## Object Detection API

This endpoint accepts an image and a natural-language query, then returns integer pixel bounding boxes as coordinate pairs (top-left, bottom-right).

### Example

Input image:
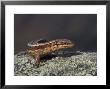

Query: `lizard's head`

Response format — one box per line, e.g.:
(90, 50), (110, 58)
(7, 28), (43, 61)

(53, 39), (74, 50)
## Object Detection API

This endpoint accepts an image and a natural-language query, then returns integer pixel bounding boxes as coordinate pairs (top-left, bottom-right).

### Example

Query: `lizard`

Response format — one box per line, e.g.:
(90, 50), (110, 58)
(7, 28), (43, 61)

(26, 39), (74, 64)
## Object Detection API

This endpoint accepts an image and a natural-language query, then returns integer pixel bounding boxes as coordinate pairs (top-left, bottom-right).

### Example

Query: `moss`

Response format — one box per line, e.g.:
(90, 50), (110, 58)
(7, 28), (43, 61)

(14, 51), (97, 76)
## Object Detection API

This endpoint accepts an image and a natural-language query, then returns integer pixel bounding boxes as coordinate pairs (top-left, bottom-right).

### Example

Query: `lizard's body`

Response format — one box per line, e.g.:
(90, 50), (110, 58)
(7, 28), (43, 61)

(27, 39), (74, 64)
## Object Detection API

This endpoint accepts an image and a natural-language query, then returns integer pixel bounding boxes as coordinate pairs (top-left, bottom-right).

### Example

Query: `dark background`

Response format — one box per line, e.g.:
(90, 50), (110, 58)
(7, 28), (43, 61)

(14, 14), (97, 54)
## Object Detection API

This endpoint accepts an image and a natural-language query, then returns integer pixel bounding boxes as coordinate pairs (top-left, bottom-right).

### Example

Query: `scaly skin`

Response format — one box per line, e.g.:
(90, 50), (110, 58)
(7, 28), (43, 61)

(27, 39), (74, 64)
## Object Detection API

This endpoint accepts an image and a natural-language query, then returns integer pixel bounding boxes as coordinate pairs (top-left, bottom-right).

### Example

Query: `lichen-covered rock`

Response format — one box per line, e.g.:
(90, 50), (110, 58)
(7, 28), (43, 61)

(14, 51), (97, 76)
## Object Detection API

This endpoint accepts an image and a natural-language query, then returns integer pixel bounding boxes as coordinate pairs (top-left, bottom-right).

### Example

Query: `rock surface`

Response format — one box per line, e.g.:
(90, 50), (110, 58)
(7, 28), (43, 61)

(14, 51), (97, 76)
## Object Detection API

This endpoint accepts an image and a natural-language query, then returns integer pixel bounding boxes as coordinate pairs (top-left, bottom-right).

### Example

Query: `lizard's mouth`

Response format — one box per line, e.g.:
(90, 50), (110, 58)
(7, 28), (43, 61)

(57, 42), (74, 49)
(62, 43), (74, 48)
(55, 39), (75, 49)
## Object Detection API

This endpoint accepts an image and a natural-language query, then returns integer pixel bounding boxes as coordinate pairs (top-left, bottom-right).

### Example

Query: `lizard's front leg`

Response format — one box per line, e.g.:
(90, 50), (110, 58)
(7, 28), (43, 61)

(26, 49), (41, 65)
(35, 55), (40, 65)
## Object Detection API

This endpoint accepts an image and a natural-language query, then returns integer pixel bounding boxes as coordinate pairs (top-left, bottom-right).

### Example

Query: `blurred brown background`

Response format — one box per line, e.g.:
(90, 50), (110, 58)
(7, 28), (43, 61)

(14, 14), (97, 54)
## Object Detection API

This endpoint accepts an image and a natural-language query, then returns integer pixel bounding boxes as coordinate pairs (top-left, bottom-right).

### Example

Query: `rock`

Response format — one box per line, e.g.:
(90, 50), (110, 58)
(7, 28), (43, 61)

(14, 51), (97, 76)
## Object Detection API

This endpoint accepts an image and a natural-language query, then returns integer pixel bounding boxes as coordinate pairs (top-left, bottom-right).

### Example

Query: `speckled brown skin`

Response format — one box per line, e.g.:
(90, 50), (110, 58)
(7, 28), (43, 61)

(27, 39), (74, 64)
